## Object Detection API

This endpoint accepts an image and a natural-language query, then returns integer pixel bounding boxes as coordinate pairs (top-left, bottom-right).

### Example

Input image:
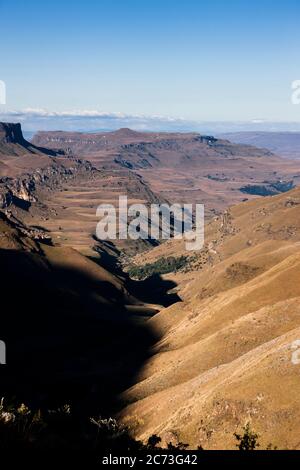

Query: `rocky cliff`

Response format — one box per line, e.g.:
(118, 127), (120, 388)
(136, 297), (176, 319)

(0, 122), (98, 210)
(0, 122), (64, 157)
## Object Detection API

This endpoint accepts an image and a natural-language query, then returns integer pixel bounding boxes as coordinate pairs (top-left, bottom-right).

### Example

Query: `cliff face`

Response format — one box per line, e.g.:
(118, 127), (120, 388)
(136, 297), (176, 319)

(0, 122), (97, 210)
(0, 122), (64, 157)
(0, 122), (26, 145)
(0, 159), (96, 209)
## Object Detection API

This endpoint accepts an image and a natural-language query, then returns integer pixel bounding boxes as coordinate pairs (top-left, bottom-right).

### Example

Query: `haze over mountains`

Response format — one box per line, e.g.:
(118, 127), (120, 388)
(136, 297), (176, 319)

(3, 108), (300, 134)
(221, 132), (300, 160)
(1, 122), (300, 449)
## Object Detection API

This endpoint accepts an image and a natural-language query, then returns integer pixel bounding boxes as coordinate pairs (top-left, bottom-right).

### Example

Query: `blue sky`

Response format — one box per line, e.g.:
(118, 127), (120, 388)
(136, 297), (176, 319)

(1, 0), (300, 129)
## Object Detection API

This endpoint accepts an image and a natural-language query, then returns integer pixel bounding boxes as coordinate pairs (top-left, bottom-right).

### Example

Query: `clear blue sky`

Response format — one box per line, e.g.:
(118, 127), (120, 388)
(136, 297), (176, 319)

(0, 0), (300, 121)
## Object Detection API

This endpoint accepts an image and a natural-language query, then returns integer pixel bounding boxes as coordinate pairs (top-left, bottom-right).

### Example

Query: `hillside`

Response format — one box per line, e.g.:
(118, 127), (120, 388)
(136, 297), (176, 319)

(0, 209), (162, 414)
(118, 187), (300, 449)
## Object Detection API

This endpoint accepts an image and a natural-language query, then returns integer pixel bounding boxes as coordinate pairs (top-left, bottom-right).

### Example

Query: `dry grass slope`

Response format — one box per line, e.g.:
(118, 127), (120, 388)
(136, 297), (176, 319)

(119, 187), (300, 449)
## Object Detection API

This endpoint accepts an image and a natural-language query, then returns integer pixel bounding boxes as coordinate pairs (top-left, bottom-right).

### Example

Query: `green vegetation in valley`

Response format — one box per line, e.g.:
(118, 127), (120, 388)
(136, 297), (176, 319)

(128, 256), (188, 279)
(240, 180), (295, 197)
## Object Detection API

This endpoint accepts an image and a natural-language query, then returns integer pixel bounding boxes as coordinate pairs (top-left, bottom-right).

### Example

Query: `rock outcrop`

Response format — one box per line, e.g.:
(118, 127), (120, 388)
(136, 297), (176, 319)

(0, 122), (27, 145)
(0, 121), (64, 157)
(0, 159), (96, 209)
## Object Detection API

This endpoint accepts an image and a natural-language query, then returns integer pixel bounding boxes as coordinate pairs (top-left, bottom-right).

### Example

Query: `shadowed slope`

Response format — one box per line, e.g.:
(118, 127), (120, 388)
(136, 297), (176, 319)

(0, 212), (160, 417)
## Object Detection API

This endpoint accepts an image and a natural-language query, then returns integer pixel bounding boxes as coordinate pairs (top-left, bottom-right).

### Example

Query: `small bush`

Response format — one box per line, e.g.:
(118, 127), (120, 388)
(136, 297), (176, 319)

(234, 423), (260, 450)
(0, 398), (188, 455)
(0, 399), (277, 455)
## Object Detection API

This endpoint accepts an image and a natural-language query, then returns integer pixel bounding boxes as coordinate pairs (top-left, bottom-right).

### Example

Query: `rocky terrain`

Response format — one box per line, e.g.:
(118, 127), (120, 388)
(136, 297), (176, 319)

(0, 124), (167, 257)
(0, 122), (96, 211)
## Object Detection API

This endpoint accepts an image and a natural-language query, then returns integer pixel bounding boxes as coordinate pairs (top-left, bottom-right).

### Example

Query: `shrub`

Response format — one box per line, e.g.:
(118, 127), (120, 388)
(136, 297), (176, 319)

(234, 423), (260, 450)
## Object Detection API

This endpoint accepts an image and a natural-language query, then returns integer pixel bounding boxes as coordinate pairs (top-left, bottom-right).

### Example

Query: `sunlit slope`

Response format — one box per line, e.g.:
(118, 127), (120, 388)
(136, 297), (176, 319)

(119, 187), (300, 449)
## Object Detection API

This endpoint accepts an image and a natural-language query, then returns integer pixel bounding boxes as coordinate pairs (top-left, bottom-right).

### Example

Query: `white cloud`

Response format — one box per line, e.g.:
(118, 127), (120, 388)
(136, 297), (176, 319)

(0, 108), (192, 133)
(0, 107), (185, 121)
(1, 108), (300, 134)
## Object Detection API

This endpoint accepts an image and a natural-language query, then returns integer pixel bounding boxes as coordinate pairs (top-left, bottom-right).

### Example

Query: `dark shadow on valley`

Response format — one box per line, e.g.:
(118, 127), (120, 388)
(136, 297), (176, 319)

(0, 245), (177, 420)
(90, 238), (181, 307)
(128, 274), (181, 307)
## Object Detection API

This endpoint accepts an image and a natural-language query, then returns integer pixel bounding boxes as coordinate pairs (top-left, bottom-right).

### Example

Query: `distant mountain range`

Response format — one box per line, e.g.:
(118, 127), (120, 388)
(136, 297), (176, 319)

(220, 132), (300, 159)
